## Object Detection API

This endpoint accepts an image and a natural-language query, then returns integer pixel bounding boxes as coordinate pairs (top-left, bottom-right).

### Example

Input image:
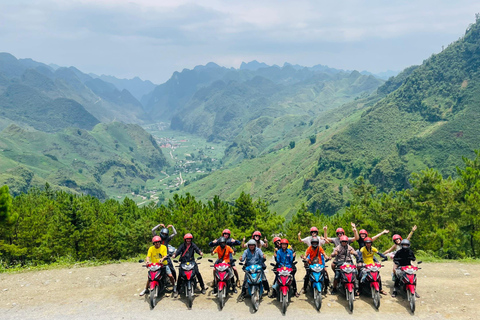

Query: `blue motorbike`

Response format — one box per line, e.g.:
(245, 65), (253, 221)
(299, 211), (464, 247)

(241, 264), (264, 312)
(306, 263), (327, 311)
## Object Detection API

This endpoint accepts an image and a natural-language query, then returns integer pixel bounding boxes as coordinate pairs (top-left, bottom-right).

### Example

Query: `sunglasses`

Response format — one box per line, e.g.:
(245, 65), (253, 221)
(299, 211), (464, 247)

(340, 241), (348, 243)
(153, 242), (161, 245)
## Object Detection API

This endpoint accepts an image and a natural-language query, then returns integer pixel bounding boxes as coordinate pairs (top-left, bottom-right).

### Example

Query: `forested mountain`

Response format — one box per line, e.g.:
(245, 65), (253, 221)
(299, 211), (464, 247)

(0, 122), (167, 198)
(89, 74), (157, 103)
(0, 53), (146, 125)
(182, 18), (480, 218)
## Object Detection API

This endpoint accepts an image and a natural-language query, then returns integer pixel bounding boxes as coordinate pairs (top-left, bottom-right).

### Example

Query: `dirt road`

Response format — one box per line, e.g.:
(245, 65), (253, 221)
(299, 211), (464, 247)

(0, 259), (478, 320)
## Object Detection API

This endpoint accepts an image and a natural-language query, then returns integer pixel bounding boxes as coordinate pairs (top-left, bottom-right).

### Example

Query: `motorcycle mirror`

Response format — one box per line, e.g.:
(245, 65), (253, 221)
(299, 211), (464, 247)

(417, 261), (423, 264)
(293, 261), (298, 265)
(138, 259), (145, 263)
(197, 257), (203, 260)
(270, 263), (276, 266)
(208, 259), (214, 263)
(173, 260), (179, 263)
(239, 262), (244, 265)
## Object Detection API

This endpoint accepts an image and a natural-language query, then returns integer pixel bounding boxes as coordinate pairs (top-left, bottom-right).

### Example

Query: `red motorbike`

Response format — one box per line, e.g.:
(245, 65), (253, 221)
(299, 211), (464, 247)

(336, 262), (357, 312)
(359, 263), (383, 309)
(209, 259), (235, 310)
(272, 265), (294, 315)
(396, 262), (422, 313)
(145, 263), (168, 309)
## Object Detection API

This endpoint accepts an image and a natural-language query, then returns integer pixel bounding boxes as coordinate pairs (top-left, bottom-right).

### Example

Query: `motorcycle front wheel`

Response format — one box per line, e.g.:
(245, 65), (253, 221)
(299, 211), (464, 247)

(251, 288), (260, 312)
(372, 286), (380, 309)
(218, 287), (225, 310)
(314, 288), (322, 311)
(347, 290), (354, 312)
(186, 284), (193, 309)
(149, 286), (157, 310)
(408, 291), (415, 313)
(282, 292), (288, 314)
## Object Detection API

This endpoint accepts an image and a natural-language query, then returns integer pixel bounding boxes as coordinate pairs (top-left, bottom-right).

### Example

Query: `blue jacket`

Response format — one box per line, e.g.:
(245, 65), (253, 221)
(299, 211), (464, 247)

(276, 248), (294, 268)
(242, 248), (264, 266)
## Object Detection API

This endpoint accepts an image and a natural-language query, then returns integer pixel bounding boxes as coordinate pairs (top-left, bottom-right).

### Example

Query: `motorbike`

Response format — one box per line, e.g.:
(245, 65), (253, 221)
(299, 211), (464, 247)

(335, 261), (357, 312)
(305, 262), (327, 311)
(144, 262), (168, 309)
(208, 259), (235, 310)
(239, 262), (264, 312)
(359, 263), (384, 309)
(271, 264), (295, 315)
(174, 256), (202, 309)
(396, 261), (422, 313)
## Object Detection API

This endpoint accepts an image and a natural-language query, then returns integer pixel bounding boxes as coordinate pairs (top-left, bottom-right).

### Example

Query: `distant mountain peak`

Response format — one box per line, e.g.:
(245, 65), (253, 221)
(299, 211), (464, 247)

(240, 60), (270, 71)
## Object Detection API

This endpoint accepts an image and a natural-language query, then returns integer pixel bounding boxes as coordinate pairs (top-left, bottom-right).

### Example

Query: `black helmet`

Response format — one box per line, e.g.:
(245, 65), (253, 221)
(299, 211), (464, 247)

(311, 236), (319, 247)
(401, 239), (411, 247)
(160, 228), (169, 239)
(218, 236), (226, 246)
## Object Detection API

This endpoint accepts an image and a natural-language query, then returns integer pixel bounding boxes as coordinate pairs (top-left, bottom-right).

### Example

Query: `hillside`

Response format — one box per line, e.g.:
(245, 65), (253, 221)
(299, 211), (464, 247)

(0, 122), (167, 198)
(181, 17), (480, 217)
(0, 53), (146, 125)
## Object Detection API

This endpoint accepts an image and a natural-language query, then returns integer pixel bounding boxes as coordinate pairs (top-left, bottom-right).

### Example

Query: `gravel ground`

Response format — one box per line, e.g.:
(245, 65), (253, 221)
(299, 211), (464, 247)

(0, 258), (478, 320)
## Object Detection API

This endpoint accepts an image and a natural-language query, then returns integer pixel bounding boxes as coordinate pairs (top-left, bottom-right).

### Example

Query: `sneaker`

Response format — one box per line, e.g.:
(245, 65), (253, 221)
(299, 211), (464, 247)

(173, 291), (178, 298)
(415, 292), (420, 298)
(380, 290), (387, 295)
(139, 289), (148, 297)
(238, 294), (245, 302)
(201, 288), (206, 295)
(391, 290), (397, 298)
(213, 287), (218, 294)
(233, 288), (238, 294)
(330, 288), (338, 295)
(236, 280), (241, 288)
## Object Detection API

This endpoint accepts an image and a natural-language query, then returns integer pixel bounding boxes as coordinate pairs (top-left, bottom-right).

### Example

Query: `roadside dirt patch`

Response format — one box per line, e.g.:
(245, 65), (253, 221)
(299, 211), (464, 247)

(0, 259), (478, 319)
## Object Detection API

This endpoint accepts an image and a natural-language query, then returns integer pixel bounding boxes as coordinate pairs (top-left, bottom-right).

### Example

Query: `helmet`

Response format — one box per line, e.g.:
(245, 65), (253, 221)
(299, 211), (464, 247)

(184, 233), (193, 240)
(336, 228), (345, 234)
(280, 238), (289, 244)
(152, 236), (162, 243)
(218, 236), (226, 244)
(247, 239), (257, 246)
(392, 234), (402, 242)
(160, 228), (169, 239)
(401, 239), (411, 247)
(310, 227), (319, 233)
(340, 235), (349, 242)
(222, 229), (231, 235)
(311, 236), (319, 247)
(359, 229), (368, 236)
(364, 237), (373, 243)
(273, 236), (281, 243)
(252, 231), (262, 237)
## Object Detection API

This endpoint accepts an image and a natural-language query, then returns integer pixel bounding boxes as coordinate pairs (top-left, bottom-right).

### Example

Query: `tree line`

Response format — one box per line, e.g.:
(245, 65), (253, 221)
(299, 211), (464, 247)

(1, 151), (480, 267)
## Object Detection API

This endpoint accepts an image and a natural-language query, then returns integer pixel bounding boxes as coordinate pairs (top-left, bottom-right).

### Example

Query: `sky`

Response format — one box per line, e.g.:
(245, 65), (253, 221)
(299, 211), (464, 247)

(0, 0), (479, 84)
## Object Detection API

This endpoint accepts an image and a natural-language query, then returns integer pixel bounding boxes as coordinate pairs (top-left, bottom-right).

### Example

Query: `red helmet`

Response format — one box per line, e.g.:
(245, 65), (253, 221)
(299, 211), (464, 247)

(184, 233), (193, 240)
(152, 236), (162, 243)
(222, 229), (231, 235)
(340, 235), (349, 242)
(310, 227), (319, 233)
(336, 228), (345, 234)
(280, 238), (289, 244)
(273, 236), (281, 243)
(252, 231), (262, 237)
(359, 229), (368, 236)
(392, 234), (402, 242)
(364, 237), (373, 243)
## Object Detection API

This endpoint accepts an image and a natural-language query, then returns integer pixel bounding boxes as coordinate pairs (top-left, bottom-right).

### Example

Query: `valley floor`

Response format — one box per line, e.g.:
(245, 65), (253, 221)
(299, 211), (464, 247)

(0, 259), (477, 319)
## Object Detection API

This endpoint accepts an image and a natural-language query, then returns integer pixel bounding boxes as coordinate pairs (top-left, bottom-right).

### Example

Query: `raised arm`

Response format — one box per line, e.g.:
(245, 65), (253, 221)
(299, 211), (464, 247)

(241, 236), (246, 248)
(351, 222), (359, 241)
(151, 223), (164, 237)
(263, 237), (268, 248)
(297, 231), (303, 243)
(168, 225), (177, 238)
(406, 225), (417, 240)
(372, 229), (389, 242)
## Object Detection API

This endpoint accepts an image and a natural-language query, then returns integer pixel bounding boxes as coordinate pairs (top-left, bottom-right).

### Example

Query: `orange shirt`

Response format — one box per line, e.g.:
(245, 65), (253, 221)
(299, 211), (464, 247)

(213, 245), (234, 263)
(305, 246), (326, 265)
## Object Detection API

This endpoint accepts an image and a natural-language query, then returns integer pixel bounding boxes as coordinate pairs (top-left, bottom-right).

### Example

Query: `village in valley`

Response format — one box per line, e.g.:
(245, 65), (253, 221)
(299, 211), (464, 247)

(122, 122), (226, 206)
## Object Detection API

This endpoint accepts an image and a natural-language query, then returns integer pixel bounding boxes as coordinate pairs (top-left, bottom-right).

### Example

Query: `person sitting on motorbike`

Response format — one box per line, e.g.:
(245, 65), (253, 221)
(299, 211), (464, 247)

(392, 239), (419, 298)
(151, 223), (177, 280)
(273, 236), (294, 258)
(356, 228), (389, 261)
(300, 236), (329, 295)
(298, 226), (330, 247)
(241, 230), (268, 248)
(172, 233), (206, 297)
(358, 237), (388, 295)
(209, 229), (241, 287)
(238, 239), (269, 301)
(383, 225), (417, 279)
(211, 236), (236, 293)
(330, 235), (359, 295)
(140, 236), (176, 296)
(270, 239), (299, 298)
(325, 223), (357, 276)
